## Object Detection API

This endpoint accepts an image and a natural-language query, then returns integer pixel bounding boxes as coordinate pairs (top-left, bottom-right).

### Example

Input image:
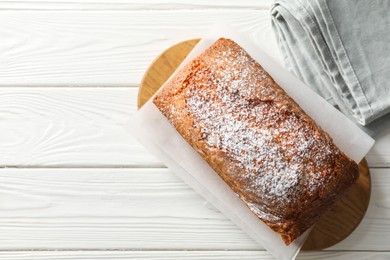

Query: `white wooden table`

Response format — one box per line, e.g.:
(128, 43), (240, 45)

(1, 1), (389, 259)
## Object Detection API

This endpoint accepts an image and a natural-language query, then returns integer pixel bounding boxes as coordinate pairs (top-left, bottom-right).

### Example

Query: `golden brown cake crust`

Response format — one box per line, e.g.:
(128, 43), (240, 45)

(153, 38), (359, 245)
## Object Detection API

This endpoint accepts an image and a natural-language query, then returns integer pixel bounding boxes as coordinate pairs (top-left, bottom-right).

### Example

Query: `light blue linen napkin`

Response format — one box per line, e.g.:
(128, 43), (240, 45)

(271, 0), (390, 136)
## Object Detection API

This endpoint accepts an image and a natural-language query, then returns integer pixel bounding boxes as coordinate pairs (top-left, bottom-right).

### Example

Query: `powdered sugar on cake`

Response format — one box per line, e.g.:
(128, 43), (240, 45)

(181, 43), (339, 222)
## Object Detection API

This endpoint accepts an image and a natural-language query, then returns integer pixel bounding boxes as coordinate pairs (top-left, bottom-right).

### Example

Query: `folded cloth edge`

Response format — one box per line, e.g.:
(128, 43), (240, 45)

(270, 0), (378, 127)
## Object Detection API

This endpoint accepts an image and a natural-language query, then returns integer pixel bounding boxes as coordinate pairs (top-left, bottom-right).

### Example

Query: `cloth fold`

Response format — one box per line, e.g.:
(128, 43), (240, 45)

(271, 0), (390, 136)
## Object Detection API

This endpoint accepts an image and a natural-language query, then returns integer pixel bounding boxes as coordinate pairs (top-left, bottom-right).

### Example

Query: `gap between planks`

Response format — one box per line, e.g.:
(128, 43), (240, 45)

(0, 249), (388, 252)
(0, 0), (274, 11)
(0, 166), (388, 169)
(0, 7), (272, 11)
(0, 85), (139, 88)
(1, 250), (390, 260)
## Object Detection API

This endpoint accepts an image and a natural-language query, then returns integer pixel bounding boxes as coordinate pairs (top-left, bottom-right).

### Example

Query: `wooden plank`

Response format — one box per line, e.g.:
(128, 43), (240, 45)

(0, 87), (388, 167)
(0, 0), (274, 10)
(0, 87), (161, 167)
(0, 167), (255, 250)
(366, 128), (390, 167)
(0, 167), (388, 250)
(0, 251), (388, 260)
(0, 10), (280, 87)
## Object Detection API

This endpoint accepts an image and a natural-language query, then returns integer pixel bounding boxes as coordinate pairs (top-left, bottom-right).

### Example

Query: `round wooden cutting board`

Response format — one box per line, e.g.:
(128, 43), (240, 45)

(138, 39), (372, 251)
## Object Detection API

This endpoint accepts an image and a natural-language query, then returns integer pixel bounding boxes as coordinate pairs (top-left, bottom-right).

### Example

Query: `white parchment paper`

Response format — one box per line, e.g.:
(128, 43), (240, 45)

(126, 24), (375, 260)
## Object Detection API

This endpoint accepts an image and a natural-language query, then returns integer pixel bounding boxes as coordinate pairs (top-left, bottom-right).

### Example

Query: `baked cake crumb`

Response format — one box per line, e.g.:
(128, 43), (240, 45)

(153, 38), (359, 245)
